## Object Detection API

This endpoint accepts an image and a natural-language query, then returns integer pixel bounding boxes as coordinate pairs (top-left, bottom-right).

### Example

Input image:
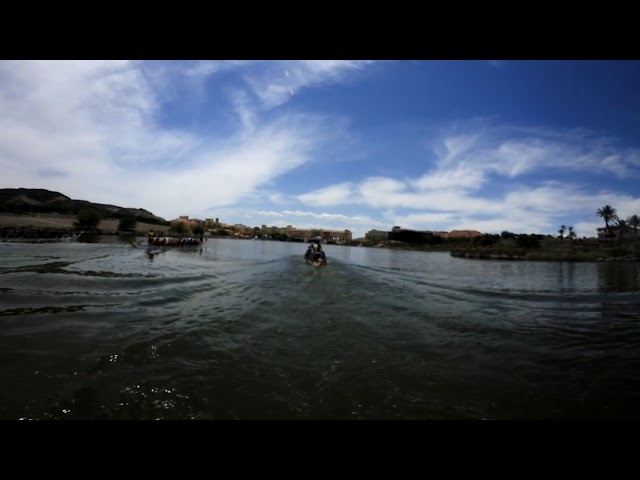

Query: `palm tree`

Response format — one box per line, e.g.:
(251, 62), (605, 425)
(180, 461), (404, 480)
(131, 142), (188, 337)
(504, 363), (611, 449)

(558, 225), (566, 239)
(596, 205), (618, 239)
(628, 214), (640, 239)
(568, 226), (576, 240)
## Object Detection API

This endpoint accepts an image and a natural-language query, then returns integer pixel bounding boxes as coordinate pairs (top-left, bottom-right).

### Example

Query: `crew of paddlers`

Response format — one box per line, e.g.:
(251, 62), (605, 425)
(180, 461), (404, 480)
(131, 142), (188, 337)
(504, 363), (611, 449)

(147, 234), (204, 247)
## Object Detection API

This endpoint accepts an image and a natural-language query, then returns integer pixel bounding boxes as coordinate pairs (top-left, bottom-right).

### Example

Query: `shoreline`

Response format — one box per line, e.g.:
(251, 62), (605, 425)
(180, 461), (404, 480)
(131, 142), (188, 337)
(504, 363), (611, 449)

(3, 213), (638, 262)
(449, 246), (639, 262)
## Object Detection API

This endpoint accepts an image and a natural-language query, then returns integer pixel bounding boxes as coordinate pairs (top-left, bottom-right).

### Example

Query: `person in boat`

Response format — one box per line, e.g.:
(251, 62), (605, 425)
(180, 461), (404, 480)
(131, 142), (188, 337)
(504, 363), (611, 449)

(313, 245), (326, 263)
(304, 244), (314, 261)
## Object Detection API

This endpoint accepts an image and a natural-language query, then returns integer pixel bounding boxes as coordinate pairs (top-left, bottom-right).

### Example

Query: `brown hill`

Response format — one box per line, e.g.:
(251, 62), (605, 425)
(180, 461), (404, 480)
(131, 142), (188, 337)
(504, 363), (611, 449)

(0, 188), (167, 224)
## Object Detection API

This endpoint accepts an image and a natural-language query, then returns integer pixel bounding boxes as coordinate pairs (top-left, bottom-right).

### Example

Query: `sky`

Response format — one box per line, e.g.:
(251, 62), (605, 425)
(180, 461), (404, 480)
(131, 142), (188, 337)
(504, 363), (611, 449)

(1, 60), (639, 239)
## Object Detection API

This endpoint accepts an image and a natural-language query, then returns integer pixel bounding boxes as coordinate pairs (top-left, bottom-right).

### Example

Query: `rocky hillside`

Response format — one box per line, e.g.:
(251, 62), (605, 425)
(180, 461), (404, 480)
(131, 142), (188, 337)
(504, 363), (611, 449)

(0, 188), (168, 224)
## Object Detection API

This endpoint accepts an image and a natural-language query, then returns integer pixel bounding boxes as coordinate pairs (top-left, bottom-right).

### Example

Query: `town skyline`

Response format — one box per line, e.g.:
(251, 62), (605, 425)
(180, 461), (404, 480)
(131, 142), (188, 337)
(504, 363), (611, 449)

(169, 214), (485, 242)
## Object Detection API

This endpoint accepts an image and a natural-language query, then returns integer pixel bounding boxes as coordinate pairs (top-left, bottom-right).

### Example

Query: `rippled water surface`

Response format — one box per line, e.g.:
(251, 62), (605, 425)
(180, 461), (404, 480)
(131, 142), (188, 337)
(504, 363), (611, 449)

(1, 239), (639, 419)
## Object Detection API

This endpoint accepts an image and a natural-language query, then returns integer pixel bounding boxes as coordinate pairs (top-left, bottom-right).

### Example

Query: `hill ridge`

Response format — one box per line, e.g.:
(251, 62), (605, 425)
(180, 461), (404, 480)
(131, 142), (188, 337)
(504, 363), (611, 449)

(0, 188), (167, 224)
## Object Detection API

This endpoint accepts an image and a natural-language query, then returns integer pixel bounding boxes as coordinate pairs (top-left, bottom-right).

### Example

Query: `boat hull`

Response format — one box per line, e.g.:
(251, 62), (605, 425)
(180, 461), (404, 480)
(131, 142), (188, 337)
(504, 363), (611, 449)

(305, 258), (327, 266)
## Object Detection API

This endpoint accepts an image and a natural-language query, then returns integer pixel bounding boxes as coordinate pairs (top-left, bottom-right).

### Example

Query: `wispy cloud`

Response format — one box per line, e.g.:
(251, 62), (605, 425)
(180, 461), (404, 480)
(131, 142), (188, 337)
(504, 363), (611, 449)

(254, 209), (376, 225)
(413, 165), (486, 191)
(0, 60), (367, 220)
(183, 60), (254, 78)
(435, 123), (640, 179)
(2, 61), (639, 242)
(245, 209), (383, 234)
(295, 121), (640, 237)
(230, 89), (257, 134)
(242, 60), (374, 109)
(297, 183), (354, 206)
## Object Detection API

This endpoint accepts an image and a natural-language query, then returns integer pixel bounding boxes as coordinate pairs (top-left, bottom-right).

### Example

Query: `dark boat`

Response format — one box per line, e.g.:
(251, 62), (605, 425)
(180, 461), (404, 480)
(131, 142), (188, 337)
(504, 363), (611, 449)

(304, 244), (327, 266)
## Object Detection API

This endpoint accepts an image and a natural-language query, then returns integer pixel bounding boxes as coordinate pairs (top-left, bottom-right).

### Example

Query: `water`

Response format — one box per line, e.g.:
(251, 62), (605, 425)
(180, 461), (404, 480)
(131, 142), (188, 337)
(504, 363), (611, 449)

(1, 239), (639, 420)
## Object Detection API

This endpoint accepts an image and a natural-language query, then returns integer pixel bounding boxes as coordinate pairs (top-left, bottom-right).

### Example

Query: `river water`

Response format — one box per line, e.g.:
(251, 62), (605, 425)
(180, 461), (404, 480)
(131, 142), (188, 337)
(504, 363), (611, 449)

(1, 238), (639, 419)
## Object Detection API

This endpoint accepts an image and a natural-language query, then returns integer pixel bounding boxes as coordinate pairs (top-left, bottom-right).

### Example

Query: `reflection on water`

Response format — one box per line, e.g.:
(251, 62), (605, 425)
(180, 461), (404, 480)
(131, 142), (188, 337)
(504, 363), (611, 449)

(598, 262), (639, 293)
(1, 240), (639, 420)
(556, 262), (576, 293)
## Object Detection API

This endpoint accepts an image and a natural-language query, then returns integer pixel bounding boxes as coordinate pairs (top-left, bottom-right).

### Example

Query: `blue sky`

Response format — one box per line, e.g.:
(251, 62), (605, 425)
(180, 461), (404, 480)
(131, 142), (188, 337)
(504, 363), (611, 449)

(1, 60), (639, 238)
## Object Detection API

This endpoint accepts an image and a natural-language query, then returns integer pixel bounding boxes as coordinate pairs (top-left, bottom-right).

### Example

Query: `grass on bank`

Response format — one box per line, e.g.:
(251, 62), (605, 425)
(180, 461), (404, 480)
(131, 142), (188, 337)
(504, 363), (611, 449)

(355, 236), (639, 262)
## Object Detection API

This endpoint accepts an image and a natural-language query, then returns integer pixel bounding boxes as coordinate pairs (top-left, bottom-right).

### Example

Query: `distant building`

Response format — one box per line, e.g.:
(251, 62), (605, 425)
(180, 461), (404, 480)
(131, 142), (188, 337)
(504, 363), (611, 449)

(259, 225), (352, 243)
(232, 224), (254, 236)
(597, 227), (635, 240)
(365, 229), (389, 242)
(387, 226), (482, 240)
(170, 215), (203, 228)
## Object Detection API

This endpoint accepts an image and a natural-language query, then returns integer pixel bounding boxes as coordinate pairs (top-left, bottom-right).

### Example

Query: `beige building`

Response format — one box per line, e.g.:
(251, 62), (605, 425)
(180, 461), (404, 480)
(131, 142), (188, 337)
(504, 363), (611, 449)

(260, 225), (352, 243)
(173, 218), (353, 243)
(170, 215), (203, 228)
(365, 229), (389, 242)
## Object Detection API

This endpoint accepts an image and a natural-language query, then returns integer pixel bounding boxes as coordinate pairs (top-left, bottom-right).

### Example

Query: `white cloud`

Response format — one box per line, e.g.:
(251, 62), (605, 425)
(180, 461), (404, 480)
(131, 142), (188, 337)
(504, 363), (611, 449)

(184, 60), (253, 78)
(436, 133), (481, 166)
(357, 177), (413, 208)
(0, 60), (347, 219)
(254, 209), (375, 225)
(243, 60), (374, 109)
(296, 174), (640, 239)
(2, 61), (638, 242)
(413, 164), (485, 190)
(297, 183), (354, 206)
(291, 116), (640, 239)
(435, 124), (640, 179)
(230, 89), (257, 134)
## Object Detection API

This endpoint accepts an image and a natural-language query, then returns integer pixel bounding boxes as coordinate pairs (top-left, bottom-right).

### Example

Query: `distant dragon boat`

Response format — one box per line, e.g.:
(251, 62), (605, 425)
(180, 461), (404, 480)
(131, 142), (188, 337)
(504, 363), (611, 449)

(144, 236), (206, 255)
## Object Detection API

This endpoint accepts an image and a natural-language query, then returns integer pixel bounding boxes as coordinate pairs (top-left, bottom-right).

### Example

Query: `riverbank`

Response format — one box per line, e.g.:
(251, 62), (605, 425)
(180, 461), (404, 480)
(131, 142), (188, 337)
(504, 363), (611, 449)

(0, 213), (170, 234)
(4, 213), (638, 262)
(353, 238), (640, 262)
(450, 245), (640, 262)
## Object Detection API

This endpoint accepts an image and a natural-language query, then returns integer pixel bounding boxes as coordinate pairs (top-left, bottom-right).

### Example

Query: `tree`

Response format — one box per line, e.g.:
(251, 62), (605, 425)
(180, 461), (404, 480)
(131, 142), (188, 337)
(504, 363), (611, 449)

(473, 234), (500, 247)
(567, 226), (576, 240)
(192, 224), (205, 237)
(118, 216), (137, 232)
(169, 222), (189, 235)
(558, 225), (566, 239)
(74, 207), (102, 230)
(628, 214), (640, 239)
(596, 205), (618, 238)
(516, 234), (541, 249)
